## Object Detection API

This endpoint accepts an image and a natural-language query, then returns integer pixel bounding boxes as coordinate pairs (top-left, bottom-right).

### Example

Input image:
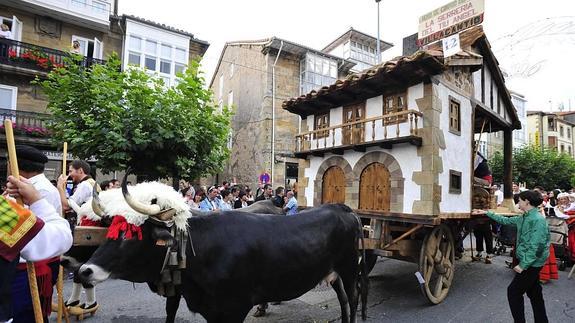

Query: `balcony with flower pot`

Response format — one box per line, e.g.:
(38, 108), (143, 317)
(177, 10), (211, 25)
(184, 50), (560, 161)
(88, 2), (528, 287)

(0, 38), (105, 76)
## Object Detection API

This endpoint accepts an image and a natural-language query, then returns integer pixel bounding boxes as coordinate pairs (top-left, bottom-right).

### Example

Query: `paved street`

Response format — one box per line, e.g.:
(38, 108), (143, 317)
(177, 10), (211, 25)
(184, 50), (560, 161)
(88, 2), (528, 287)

(51, 250), (574, 323)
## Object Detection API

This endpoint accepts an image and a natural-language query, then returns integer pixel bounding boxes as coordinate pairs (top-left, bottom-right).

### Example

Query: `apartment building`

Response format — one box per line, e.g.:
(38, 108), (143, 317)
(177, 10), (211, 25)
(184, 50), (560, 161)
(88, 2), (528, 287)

(527, 111), (574, 157)
(0, 0), (208, 179)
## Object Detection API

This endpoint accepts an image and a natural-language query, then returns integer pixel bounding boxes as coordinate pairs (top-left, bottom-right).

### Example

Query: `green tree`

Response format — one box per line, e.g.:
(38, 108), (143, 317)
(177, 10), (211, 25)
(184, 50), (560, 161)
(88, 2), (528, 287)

(489, 144), (575, 190)
(36, 54), (231, 181)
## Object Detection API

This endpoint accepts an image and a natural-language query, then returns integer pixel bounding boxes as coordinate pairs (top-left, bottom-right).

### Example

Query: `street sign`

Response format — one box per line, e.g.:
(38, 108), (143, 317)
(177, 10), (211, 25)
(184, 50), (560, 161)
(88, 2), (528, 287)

(259, 172), (270, 184)
(442, 34), (461, 58)
(418, 0), (484, 46)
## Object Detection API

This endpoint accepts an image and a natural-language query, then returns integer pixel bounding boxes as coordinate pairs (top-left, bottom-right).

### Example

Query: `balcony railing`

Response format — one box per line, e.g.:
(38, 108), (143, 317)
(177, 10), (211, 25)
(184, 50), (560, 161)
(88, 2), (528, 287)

(0, 108), (51, 138)
(295, 109), (423, 157)
(0, 38), (105, 73)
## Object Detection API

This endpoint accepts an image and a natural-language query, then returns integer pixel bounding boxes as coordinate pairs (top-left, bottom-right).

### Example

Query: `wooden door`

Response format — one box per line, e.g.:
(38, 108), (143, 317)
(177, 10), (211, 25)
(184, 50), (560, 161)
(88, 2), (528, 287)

(342, 103), (365, 145)
(322, 166), (346, 204)
(359, 163), (390, 211)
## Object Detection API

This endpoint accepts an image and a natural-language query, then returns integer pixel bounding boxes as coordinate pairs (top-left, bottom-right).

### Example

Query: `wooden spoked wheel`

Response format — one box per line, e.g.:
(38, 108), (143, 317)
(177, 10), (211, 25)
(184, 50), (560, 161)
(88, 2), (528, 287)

(419, 224), (455, 304)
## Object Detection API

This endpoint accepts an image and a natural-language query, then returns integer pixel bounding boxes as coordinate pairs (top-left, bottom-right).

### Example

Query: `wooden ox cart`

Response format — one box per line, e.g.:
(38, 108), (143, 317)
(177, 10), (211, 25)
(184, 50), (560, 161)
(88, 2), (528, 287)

(283, 26), (521, 304)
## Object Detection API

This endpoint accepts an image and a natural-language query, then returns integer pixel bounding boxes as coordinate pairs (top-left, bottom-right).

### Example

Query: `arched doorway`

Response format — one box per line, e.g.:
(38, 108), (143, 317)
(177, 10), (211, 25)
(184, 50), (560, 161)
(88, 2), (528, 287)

(322, 166), (346, 204)
(359, 163), (390, 211)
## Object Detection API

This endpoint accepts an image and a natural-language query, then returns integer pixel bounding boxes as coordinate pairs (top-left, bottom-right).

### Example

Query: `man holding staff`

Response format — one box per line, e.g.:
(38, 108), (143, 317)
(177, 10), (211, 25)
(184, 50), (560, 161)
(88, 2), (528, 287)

(2, 175), (73, 322)
(9, 146), (67, 322)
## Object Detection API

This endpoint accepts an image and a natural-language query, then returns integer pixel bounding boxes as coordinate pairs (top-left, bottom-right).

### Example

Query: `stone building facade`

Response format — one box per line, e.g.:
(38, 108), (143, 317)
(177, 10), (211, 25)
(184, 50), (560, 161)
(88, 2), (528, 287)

(209, 38), (362, 189)
(527, 111), (575, 157)
(0, 0), (208, 180)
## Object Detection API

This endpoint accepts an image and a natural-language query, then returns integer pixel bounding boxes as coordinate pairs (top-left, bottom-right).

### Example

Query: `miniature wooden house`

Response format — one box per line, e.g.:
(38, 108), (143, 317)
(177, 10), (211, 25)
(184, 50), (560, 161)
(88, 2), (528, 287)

(283, 26), (521, 217)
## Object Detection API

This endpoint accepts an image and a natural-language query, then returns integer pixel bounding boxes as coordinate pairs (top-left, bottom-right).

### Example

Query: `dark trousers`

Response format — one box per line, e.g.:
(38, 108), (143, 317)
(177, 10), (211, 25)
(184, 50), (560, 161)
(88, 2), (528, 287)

(0, 257), (18, 321)
(474, 222), (493, 254)
(507, 266), (548, 323)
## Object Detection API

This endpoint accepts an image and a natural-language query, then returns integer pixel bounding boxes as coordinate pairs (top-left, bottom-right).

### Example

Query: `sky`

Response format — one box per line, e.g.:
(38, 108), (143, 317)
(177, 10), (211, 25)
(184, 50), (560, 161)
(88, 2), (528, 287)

(117, 0), (575, 112)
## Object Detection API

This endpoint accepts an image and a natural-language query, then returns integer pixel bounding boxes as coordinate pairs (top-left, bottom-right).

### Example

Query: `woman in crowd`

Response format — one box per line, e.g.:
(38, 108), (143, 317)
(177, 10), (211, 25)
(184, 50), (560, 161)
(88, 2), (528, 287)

(234, 191), (249, 209)
(220, 189), (233, 210)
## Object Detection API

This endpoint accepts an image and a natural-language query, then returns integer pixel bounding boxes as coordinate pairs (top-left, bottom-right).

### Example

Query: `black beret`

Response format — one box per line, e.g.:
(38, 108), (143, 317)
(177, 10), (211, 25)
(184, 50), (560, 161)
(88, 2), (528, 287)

(15, 145), (48, 164)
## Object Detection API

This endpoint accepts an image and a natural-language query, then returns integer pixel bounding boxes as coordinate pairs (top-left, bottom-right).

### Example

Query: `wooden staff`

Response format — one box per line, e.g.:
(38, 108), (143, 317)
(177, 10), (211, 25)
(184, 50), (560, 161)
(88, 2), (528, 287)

(56, 142), (70, 323)
(4, 119), (44, 323)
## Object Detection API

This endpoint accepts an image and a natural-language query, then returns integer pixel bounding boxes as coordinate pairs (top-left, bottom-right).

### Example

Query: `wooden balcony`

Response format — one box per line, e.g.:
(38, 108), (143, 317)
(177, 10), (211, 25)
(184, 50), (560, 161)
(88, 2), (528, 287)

(294, 109), (423, 158)
(0, 38), (105, 75)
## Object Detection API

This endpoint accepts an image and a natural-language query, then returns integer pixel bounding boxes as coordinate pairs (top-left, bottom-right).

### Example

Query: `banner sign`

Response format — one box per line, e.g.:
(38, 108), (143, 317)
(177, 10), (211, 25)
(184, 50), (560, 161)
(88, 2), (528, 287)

(418, 0), (484, 46)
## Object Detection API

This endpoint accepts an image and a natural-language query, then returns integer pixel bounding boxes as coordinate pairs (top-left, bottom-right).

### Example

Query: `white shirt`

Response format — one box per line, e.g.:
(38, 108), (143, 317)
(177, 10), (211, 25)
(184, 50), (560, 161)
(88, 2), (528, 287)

(20, 199), (73, 262)
(29, 173), (62, 215)
(0, 30), (12, 40)
(494, 189), (504, 206)
(69, 178), (93, 206)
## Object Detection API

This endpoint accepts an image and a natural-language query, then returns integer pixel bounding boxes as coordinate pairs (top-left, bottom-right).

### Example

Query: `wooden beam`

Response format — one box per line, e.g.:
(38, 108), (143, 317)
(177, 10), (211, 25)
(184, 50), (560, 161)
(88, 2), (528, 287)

(311, 151), (324, 157)
(503, 129), (513, 200)
(381, 224), (423, 250)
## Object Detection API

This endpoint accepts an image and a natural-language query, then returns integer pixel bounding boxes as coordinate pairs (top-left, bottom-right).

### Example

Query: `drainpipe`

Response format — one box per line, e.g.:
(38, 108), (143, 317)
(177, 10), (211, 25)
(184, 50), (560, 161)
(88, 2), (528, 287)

(271, 40), (284, 187)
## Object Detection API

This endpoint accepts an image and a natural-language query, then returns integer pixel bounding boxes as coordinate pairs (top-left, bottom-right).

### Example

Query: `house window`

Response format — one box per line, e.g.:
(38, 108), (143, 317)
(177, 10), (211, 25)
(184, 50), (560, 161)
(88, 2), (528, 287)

(568, 128), (571, 139)
(560, 125), (564, 137)
(383, 92), (407, 122)
(300, 53), (337, 95)
(230, 63), (234, 78)
(548, 119), (555, 131)
(350, 41), (377, 66)
(449, 170), (462, 194)
(125, 34), (187, 87)
(569, 146), (572, 156)
(449, 98), (461, 135)
(0, 84), (17, 110)
(561, 144), (564, 153)
(92, 1), (108, 13)
(314, 113), (329, 139)
(160, 60), (171, 74)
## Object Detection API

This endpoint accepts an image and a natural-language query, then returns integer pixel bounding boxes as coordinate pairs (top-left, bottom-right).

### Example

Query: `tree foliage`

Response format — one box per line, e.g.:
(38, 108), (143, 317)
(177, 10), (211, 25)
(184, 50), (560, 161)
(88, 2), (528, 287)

(489, 144), (575, 190)
(36, 53), (230, 180)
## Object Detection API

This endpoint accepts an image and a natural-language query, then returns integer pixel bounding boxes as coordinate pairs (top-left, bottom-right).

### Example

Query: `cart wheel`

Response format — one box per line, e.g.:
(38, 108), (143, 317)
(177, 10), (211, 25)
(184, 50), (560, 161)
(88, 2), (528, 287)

(419, 224), (455, 304)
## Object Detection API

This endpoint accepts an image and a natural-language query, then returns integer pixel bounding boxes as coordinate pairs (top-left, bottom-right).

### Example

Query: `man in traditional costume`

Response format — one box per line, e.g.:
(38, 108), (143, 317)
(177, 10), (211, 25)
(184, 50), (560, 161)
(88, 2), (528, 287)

(10, 146), (66, 322)
(2, 175), (72, 322)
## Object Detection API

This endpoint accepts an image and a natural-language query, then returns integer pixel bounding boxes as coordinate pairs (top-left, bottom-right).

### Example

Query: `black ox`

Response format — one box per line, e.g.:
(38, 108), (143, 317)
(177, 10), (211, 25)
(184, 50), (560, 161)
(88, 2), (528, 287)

(78, 182), (368, 323)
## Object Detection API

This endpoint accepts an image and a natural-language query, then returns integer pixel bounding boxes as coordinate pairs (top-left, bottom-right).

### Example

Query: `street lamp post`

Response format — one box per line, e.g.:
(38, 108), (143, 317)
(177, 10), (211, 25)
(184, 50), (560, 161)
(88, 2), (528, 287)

(376, 0), (382, 64)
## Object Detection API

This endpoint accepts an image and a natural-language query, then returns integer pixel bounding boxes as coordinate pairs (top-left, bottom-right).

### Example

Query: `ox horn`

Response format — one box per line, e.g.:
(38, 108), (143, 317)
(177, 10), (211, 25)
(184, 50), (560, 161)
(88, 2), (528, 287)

(121, 168), (162, 215)
(91, 182), (105, 217)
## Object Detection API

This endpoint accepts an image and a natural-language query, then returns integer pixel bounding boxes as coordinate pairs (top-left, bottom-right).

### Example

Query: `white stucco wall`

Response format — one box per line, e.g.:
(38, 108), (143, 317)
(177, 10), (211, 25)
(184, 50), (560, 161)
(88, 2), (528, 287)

(436, 83), (473, 213)
(472, 69), (482, 99)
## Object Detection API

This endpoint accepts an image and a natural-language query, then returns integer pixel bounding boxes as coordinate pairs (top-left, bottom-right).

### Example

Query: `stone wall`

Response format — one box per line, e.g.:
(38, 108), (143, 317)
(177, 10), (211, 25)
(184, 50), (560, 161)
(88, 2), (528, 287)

(210, 44), (303, 189)
(412, 82), (443, 215)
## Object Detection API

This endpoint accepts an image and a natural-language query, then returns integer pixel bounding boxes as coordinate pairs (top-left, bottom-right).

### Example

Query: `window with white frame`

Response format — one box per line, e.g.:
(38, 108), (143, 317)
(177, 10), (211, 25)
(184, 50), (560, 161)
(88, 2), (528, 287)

(300, 53), (337, 95)
(348, 40), (377, 71)
(126, 34), (188, 87)
(0, 85), (17, 110)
